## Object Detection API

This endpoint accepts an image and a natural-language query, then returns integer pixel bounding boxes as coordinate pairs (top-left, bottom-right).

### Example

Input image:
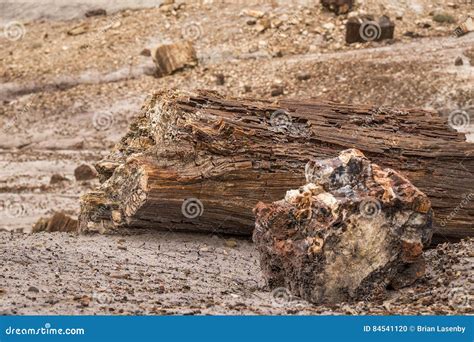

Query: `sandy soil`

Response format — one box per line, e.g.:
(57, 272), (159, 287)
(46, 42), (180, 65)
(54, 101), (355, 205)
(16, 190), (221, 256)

(1, 230), (472, 315)
(0, 0), (473, 314)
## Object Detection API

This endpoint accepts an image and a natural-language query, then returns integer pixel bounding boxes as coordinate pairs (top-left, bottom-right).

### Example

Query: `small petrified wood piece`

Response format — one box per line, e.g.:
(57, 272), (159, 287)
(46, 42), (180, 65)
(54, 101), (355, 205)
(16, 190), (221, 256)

(33, 212), (78, 233)
(253, 149), (433, 304)
(321, 0), (353, 15)
(346, 15), (395, 44)
(151, 41), (198, 77)
(79, 90), (473, 242)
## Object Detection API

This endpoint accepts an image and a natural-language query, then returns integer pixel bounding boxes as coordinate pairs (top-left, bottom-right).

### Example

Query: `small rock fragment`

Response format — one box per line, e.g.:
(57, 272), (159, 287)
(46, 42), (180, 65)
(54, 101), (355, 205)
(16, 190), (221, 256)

(140, 48), (151, 57)
(225, 239), (238, 248)
(67, 23), (89, 36)
(243, 9), (265, 19)
(270, 86), (284, 97)
(296, 72), (311, 81)
(432, 12), (455, 24)
(74, 164), (98, 181)
(322, 22), (335, 31)
(214, 73), (225, 85)
(50, 174), (69, 185)
(253, 149), (433, 304)
(255, 18), (271, 33)
(321, 0), (353, 15)
(28, 286), (39, 293)
(151, 41), (198, 77)
(455, 56), (463, 66)
(85, 8), (107, 17)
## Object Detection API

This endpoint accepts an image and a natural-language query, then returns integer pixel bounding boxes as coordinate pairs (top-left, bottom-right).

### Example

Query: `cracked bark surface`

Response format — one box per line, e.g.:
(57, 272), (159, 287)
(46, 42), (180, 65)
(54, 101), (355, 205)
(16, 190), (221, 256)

(79, 90), (473, 243)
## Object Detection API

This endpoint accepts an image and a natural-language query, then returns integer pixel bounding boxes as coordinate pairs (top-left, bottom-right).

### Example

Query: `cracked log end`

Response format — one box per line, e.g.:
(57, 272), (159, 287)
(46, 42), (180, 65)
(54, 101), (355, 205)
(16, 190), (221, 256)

(253, 148), (433, 304)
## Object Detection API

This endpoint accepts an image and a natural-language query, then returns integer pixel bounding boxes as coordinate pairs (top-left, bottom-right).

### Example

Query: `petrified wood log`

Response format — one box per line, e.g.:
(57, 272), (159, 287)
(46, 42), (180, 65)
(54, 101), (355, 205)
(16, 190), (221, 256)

(253, 149), (433, 303)
(79, 90), (473, 243)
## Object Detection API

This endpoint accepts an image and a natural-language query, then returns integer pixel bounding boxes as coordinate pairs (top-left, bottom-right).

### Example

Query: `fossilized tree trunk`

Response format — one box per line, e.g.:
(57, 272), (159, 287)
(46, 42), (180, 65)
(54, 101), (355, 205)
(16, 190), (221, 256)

(79, 90), (473, 243)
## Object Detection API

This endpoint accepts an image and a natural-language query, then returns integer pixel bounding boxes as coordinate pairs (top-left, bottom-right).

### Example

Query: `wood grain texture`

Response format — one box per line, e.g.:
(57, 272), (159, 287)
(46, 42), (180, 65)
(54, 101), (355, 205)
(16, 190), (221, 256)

(79, 90), (473, 242)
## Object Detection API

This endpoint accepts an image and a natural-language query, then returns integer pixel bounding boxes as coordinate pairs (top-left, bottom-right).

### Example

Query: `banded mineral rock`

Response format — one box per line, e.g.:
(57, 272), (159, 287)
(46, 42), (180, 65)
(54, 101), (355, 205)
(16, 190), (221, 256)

(253, 149), (433, 304)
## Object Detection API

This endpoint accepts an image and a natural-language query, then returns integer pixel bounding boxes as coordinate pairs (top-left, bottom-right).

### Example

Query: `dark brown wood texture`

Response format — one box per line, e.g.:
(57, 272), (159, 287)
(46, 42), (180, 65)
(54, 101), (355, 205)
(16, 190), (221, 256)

(79, 90), (473, 242)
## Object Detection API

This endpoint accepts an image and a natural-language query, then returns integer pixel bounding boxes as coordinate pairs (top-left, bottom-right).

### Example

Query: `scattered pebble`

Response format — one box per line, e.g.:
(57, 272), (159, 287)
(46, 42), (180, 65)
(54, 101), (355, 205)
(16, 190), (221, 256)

(74, 164), (98, 181)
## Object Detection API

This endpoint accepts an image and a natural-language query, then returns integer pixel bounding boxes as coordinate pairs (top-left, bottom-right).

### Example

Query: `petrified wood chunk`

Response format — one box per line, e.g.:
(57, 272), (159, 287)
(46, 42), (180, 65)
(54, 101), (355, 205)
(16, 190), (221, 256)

(151, 41), (198, 77)
(79, 90), (473, 242)
(33, 212), (78, 233)
(253, 149), (433, 304)
(346, 15), (395, 44)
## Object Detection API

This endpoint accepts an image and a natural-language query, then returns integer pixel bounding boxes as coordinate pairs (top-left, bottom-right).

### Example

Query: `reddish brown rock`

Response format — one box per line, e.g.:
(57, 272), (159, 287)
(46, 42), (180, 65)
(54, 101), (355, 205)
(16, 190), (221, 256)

(50, 174), (69, 185)
(253, 149), (433, 304)
(74, 164), (98, 181)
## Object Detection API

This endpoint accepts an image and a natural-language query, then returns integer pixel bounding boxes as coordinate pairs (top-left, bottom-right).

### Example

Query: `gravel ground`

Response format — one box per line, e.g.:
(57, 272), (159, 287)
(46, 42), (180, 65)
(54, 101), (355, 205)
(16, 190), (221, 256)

(0, 231), (472, 315)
